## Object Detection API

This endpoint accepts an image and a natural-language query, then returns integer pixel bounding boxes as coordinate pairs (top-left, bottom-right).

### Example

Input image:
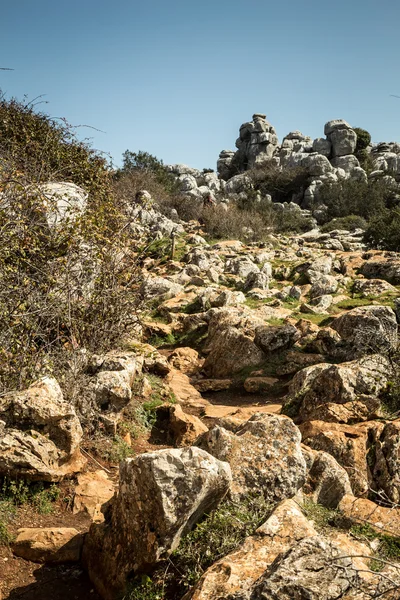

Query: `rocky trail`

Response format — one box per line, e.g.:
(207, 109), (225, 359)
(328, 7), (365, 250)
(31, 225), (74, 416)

(3, 210), (400, 599)
(3, 109), (400, 599)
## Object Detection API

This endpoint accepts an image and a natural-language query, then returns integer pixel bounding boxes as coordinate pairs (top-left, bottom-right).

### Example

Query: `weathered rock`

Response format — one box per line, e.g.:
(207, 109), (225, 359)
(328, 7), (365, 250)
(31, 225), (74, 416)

(202, 309), (266, 378)
(168, 347), (201, 374)
(234, 536), (360, 600)
(243, 376), (279, 393)
(244, 271), (269, 291)
(300, 420), (381, 497)
(83, 447), (231, 599)
(324, 119), (353, 136)
(197, 413), (306, 501)
(312, 137), (332, 157)
(329, 128), (357, 157)
(309, 274), (338, 299)
(372, 420), (400, 504)
(361, 258), (400, 285)
(254, 323), (300, 353)
(331, 154), (360, 172)
(140, 277), (183, 299)
(12, 527), (83, 563)
(0, 377), (84, 481)
(40, 182), (88, 228)
(339, 494), (400, 537)
(73, 470), (115, 522)
(331, 305), (398, 357)
(156, 404), (208, 446)
(185, 499), (317, 600)
(352, 278), (397, 297)
(302, 448), (352, 508)
(283, 355), (389, 423)
(93, 370), (132, 411)
(225, 256), (259, 278)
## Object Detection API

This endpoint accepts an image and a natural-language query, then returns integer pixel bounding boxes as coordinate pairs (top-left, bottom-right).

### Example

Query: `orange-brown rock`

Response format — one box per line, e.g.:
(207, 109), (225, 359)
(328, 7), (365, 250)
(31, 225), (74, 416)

(184, 499), (317, 600)
(73, 470), (115, 523)
(300, 420), (384, 497)
(156, 404), (208, 446)
(12, 527), (83, 563)
(168, 347), (202, 374)
(339, 494), (400, 537)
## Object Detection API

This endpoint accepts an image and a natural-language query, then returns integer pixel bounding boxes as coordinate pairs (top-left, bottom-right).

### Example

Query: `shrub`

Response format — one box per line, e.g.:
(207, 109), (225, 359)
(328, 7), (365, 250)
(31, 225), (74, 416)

(0, 94), (111, 202)
(200, 203), (268, 242)
(119, 150), (178, 194)
(354, 127), (372, 168)
(364, 206), (400, 251)
(249, 160), (311, 204)
(316, 178), (392, 222)
(0, 97), (144, 394)
(320, 215), (367, 232)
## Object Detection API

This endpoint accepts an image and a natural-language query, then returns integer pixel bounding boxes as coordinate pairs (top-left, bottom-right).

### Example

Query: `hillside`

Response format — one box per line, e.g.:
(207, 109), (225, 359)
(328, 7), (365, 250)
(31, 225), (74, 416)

(1, 99), (400, 600)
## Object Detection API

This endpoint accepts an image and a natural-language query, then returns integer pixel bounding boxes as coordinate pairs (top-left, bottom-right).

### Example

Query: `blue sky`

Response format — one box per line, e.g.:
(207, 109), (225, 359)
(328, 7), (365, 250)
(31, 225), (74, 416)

(1, 0), (400, 169)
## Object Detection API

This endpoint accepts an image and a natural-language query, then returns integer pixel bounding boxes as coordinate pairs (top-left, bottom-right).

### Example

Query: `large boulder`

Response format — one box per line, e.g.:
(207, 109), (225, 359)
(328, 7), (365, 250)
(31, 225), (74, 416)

(282, 355), (389, 423)
(202, 309), (266, 378)
(254, 323), (300, 353)
(0, 377), (84, 481)
(83, 447), (231, 600)
(234, 536), (360, 600)
(300, 420), (381, 496)
(361, 258), (400, 285)
(39, 182), (88, 228)
(331, 305), (398, 358)
(197, 413), (307, 502)
(329, 127), (357, 157)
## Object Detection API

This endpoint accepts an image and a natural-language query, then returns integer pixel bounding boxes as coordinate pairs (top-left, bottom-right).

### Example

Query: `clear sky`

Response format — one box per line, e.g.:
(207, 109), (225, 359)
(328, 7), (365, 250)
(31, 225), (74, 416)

(1, 0), (400, 169)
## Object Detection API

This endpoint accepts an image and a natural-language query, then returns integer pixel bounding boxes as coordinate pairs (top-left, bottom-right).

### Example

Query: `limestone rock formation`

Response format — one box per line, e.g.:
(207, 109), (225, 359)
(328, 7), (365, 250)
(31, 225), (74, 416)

(197, 413), (306, 501)
(12, 527), (83, 563)
(83, 447), (232, 599)
(0, 377), (85, 481)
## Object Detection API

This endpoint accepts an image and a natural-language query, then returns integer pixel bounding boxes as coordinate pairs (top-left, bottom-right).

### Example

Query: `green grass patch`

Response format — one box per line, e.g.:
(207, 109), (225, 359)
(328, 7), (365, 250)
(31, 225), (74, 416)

(293, 313), (333, 326)
(125, 494), (273, 600)
(302, 500), (400, 573)
(350, 522), (400, 571)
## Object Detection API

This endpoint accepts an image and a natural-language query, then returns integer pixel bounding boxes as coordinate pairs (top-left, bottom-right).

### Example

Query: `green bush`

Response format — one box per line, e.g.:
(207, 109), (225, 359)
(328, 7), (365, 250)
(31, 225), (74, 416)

(354, 127), (372, 168)
(119, 150), (178, 194)
(316, 178), (392, 222)
(364, 206), (400, 251)
(249, 160), (311, 204)
(320, 215), (367, 232)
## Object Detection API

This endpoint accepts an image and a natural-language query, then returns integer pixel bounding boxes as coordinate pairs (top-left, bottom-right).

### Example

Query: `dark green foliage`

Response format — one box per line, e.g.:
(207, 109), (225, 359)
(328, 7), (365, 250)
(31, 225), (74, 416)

(316, 178), (392, 222)
(354, 127), (372, 167)
(249, 160), (311, 204)
(320, 215), (367, 232)
(364, 207), (400, 251)
(120, 150), (178, 194)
